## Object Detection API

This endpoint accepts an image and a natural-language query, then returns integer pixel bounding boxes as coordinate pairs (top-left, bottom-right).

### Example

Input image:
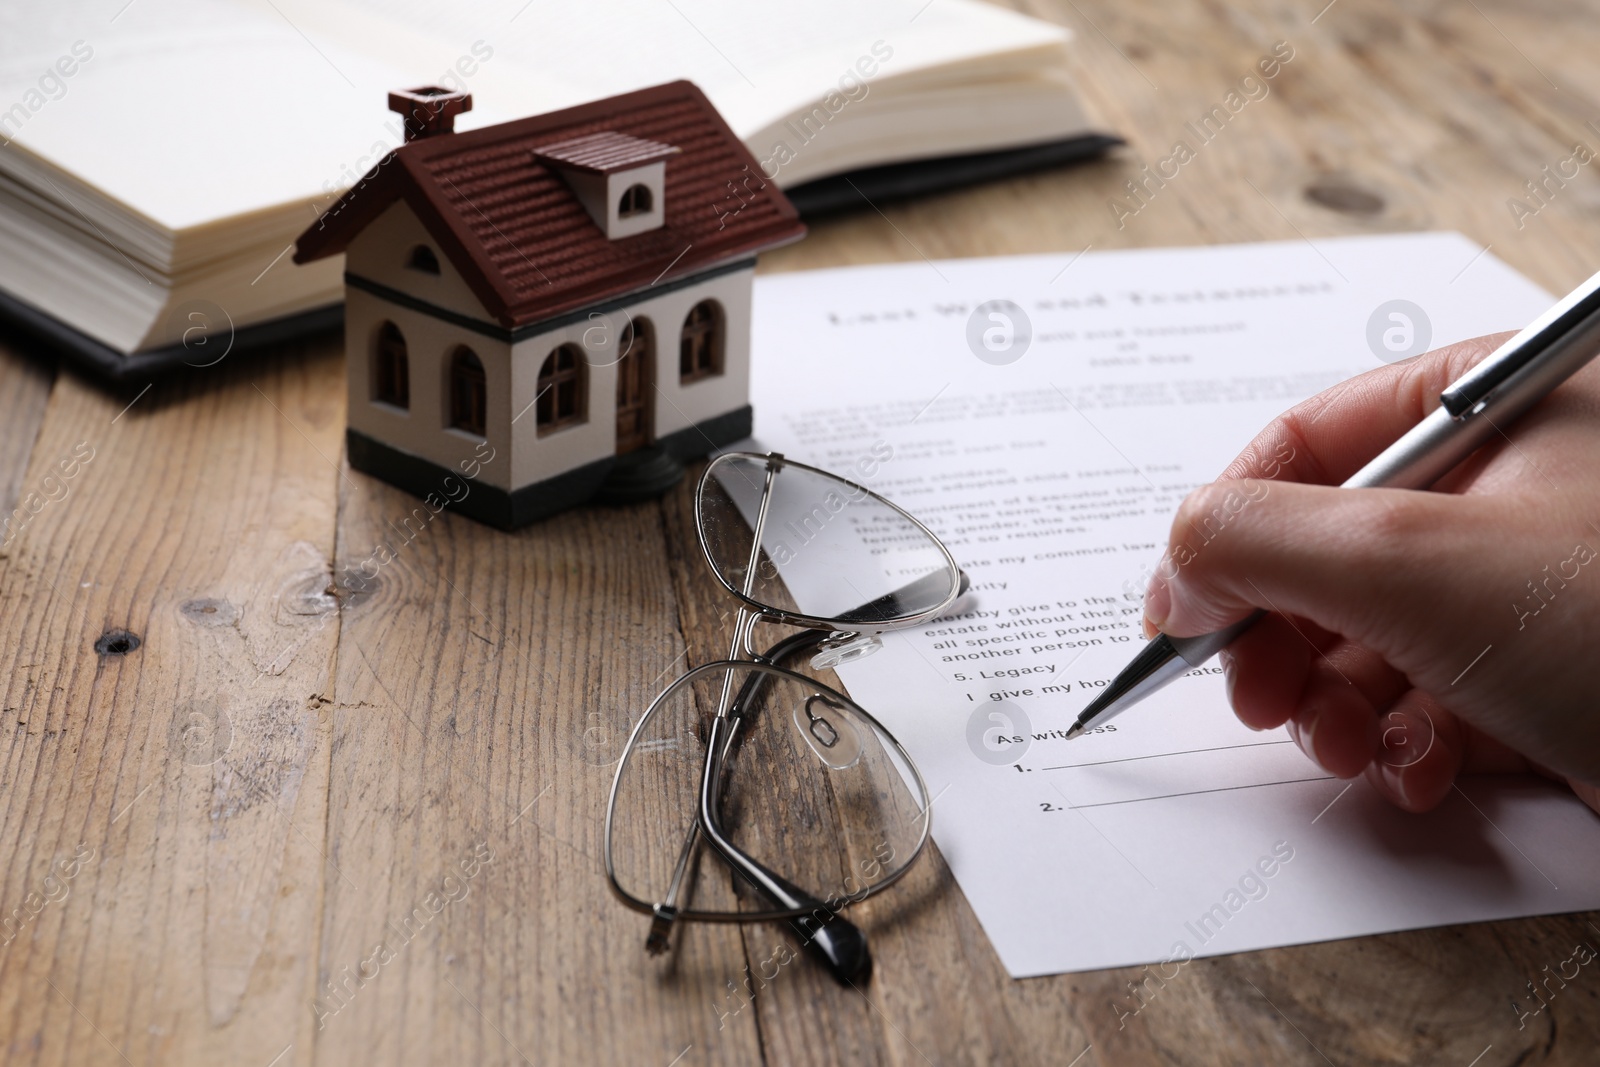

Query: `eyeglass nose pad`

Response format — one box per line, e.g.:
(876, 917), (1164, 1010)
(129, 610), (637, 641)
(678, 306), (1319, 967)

(809, 632), (881, 670)
(793, 694), (863, 770)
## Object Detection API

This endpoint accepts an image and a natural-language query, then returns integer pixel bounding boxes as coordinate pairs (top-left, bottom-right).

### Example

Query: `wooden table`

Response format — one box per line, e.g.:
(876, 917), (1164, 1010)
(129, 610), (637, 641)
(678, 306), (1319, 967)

(4, 1), (1600, 1063)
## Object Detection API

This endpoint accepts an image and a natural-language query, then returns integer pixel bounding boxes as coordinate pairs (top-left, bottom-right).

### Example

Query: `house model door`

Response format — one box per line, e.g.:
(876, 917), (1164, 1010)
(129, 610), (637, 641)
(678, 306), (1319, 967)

(615, 319), (652, 453)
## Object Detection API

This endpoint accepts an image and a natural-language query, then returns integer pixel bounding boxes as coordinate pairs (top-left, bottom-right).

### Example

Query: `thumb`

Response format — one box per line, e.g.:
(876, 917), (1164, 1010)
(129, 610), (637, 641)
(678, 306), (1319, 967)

(1142, 478), (1501, 672)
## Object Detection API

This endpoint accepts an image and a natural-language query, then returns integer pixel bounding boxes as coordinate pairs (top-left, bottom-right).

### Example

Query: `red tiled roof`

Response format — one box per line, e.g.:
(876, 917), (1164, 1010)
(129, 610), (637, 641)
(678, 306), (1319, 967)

(294, 81), (804, 330)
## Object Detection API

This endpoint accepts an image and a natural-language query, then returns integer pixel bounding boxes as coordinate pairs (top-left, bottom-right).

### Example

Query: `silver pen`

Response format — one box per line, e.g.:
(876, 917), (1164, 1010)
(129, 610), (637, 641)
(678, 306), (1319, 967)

(1067, 266), (1600, 739)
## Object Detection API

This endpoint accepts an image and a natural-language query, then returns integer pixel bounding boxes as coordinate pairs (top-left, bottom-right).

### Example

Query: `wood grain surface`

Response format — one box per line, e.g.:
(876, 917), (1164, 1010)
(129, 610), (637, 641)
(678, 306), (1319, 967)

(4, 1), (1600, 1064)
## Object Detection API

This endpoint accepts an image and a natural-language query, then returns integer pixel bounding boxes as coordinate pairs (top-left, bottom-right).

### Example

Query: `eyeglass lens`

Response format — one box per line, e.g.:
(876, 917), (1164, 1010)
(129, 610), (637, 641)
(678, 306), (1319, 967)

(698, 454), (958, 624)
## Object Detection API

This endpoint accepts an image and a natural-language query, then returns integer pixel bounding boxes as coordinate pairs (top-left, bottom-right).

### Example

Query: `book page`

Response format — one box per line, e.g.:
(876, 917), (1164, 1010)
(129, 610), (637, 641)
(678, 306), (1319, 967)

(743, 232), (1600, 977)
(321, 0), (1069, 139)
(0, 0), (1069, 233)
(0, 0), (445, 232)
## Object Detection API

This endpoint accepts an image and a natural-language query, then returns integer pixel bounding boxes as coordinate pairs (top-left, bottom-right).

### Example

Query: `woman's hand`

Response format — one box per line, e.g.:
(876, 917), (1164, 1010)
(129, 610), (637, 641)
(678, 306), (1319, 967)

(1142, 334), (1600, 815)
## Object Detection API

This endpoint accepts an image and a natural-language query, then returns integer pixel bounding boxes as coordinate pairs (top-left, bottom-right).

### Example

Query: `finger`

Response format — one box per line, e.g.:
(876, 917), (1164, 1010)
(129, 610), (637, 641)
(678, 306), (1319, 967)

(1224, 623), (1404, 733)
(1285, 657), (1388, 779)
(1566, 779), (1600, 817)
(1161, 604), (1341, 655)
(1468, 735), (1600, 818)
(1142, 478), (1505, 676)
(1295, 634), (1409, 712)
(1364, 691), (1464, 812)
(1219, 614), (1310, 731)
(1216, 333), (1513, 487)
(1284, 640), (1413, 779)
(1287, 691), (1371, 779)
(1365, 698), (1560, 813)
(1363, 700), (1600, 817)
(1287, 614), (1344, 656)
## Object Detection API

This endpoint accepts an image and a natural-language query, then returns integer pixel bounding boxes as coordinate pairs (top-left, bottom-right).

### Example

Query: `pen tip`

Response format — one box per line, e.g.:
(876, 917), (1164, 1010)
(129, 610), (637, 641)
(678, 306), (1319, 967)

(1065, 723), (1084, 741)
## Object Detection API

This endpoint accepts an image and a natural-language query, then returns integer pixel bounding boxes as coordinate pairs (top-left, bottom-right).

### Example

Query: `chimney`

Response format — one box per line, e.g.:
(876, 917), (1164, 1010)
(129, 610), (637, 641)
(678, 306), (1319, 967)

(388, 86), (473, 142)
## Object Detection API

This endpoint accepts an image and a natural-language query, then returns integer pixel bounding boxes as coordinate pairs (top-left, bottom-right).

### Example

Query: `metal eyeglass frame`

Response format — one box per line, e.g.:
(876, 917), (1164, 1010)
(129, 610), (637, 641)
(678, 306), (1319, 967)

(603, 451), (967, 983)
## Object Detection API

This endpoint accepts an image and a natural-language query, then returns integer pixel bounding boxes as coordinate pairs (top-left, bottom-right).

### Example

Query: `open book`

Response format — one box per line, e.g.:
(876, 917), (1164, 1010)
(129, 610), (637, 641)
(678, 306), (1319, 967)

(0, 0), (1114, 378)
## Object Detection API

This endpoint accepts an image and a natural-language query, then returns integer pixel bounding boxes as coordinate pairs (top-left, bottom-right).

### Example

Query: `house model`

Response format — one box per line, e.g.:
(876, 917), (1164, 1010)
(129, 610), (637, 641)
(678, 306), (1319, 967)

(294, 81), (805, 528)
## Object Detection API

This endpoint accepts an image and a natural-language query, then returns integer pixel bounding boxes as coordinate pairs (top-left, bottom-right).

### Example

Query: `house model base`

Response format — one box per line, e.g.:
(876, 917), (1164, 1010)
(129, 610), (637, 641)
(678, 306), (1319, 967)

(346, 405), (749, 529)
(293, 81), (804, 528)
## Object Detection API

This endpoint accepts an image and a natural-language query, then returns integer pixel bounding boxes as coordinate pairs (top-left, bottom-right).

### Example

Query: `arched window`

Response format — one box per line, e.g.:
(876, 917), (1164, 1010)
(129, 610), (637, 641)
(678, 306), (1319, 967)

(618, 183), (652, 218)
(373, 320), (409, 409)
(407, 244), (440, 273)
(536, 344), (587, 435)
(679, 300), (723, 382)
(448, 345), (487, 437)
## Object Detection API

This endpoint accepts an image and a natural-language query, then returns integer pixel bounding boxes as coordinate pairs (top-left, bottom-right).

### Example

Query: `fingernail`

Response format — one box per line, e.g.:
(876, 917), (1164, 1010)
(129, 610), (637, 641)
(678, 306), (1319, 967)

(1291, 716), (1319, 766)
(1144, 576), (1172, 632)
(1380, 763), (1414, 808)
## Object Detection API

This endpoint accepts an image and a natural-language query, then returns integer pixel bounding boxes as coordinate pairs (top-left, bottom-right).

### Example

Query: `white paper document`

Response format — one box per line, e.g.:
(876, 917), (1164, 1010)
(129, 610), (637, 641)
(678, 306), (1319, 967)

(745, 232), (1600, 978)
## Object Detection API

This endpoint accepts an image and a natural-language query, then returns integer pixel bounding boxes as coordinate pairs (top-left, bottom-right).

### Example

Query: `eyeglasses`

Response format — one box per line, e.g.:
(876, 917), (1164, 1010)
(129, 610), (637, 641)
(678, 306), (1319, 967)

(604, 452), (966, 984)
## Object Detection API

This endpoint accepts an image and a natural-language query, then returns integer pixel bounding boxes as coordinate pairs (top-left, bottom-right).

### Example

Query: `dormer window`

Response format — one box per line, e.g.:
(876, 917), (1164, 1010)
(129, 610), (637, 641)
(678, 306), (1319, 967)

(533, 131), (678, 239)
(618, 183), (652, 219)
(407, 244), (440, 274)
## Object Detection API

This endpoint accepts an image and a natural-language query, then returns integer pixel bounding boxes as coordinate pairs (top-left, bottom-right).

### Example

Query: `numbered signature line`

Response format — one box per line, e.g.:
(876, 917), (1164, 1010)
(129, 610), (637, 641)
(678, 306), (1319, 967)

(1039, 738), (1296, 772)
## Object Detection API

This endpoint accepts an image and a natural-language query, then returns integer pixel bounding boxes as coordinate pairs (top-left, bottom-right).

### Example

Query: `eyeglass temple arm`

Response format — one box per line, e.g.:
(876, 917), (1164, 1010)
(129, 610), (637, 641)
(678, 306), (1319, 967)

(673, 621), (918, 980)
(645, 820), (705, 955)
(652, 629), (866, 973)
(708, 631), (872, 984)
(737, 634), (874, 983)
(700, 712), (872, 985)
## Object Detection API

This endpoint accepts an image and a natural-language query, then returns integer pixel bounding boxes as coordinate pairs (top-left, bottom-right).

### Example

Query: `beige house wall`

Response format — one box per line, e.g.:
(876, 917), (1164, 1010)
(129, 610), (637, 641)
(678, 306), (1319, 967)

(508, 265), (753, 490)
(343, 201), (490, 319)
(343, 288), (514, 491)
